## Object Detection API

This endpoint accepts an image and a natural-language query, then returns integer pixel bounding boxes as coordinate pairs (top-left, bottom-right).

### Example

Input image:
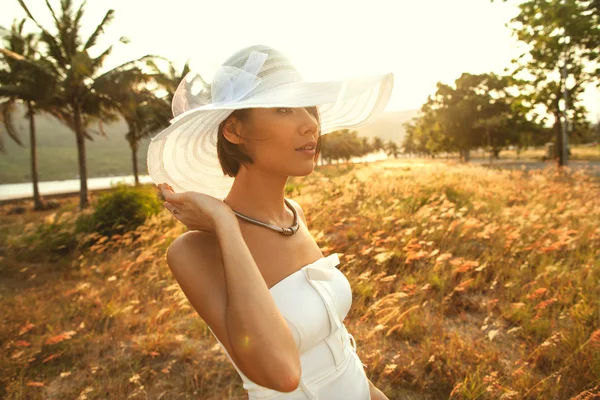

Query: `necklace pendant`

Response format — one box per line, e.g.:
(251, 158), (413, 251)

(231, 198), (299, 237)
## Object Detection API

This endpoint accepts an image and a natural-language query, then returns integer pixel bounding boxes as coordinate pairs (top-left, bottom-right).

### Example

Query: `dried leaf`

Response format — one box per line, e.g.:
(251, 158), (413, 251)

(45, 330), (77, 345)
(42, 353), (61, 363)
(18, 323), (35, 335)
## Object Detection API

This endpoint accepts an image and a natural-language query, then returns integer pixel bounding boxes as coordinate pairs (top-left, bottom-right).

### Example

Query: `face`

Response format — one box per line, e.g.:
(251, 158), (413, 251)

(226, 107), (320, 176)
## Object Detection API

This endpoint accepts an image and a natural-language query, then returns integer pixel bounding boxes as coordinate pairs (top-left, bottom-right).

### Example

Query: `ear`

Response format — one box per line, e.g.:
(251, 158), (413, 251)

(222, 116), (243, 145)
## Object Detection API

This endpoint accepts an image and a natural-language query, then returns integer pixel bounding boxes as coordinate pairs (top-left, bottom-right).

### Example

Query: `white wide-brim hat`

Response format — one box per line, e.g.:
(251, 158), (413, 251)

(147, 45), (394, 199)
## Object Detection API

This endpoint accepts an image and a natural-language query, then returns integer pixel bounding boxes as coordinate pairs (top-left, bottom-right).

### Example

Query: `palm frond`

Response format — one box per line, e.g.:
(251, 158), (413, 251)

(89, 45), (113, 71)
(44, 0), (61, 27)
(40, 29), (68, 70)
(0, 100), (24, 152)
(17, 0), (41, 28)
(83, 9), (115, 51)
(73, 0), (86, 29)
(92, 53), (161, 83)
(17, 1), (66, 70)
(0, 47), (58, 80)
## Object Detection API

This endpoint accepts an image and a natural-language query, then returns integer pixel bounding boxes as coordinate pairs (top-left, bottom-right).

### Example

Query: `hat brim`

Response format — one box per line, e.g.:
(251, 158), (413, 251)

(147, 72), (394, 198)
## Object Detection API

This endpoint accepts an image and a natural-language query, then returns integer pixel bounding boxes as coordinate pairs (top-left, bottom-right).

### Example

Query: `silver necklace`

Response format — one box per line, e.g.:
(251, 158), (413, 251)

(222, 198), (299, 236)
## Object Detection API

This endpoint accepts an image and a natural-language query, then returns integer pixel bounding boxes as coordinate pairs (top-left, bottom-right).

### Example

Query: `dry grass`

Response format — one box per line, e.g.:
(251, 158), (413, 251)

(1, 158), (599, 399)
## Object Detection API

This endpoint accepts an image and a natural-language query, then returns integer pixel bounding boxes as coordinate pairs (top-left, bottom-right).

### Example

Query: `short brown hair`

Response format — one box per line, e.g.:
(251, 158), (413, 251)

(216, 107), (322, 177)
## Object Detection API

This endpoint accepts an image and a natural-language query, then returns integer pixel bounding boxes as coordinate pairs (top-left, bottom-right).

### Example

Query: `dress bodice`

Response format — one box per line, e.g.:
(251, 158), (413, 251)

(207, 253), (371, 399)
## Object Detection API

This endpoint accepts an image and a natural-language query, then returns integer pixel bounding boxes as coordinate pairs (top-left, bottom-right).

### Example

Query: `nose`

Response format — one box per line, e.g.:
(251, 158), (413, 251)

(299, 107), (319, 137)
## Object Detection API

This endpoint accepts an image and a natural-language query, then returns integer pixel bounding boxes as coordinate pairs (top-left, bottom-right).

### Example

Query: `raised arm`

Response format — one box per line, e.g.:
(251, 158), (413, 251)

(166, 212), (301, 392)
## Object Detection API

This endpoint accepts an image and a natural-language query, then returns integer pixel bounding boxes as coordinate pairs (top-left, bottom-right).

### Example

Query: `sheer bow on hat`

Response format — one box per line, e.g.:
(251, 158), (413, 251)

(172, 50), (269, 120)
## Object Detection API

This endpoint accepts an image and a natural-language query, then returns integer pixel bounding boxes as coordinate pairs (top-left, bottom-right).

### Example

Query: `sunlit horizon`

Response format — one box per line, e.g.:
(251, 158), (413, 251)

(2, 0), (599, 122)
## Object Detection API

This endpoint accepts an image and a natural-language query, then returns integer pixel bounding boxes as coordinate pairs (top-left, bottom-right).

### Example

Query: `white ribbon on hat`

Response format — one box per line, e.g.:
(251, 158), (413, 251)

(170, 50), (268, 123)
(210, 50), (268, 105)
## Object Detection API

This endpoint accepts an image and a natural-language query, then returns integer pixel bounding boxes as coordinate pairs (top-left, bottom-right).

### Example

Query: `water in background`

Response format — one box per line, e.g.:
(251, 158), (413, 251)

(0, 151), (393, 201)
(0, 175), (155, 201)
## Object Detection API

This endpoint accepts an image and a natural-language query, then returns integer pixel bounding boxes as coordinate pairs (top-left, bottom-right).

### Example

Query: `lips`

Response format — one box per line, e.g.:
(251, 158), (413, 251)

(295, 140), (317, 151)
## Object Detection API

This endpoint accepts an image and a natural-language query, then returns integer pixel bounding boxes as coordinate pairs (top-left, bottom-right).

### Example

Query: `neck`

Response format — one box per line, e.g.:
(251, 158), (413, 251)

(223, 165), (292, 227)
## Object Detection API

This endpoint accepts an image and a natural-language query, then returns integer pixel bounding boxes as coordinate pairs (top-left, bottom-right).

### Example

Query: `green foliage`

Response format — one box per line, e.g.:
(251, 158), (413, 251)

(10, 209), (78, 262)
(76, 183), (162, 237)
(320, 129), (388, 164)
(403, 72), (542, 160)
(284, 181), (304, 196)
(492, 0), (599, 163)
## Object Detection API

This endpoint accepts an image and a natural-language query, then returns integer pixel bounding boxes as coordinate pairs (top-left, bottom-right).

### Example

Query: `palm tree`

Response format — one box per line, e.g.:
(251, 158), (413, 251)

(12, 0), (155, 210)
(102, 67), (171, 184)
(128, 95), (170, 184)
(384, 140), (400, 159)
(144, 58), (196, 105)
(123, 58), (199, 183)
(0, 19), (61, 210)
(371, 136), (384, 153)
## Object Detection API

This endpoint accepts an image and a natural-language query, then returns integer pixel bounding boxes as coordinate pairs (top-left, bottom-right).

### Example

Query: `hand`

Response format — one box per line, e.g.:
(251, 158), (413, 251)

(157, 183), (235, 233)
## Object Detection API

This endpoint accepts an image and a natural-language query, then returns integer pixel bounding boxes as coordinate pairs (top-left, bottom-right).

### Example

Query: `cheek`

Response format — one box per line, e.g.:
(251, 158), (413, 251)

(245, 118), (299, 163)
(249, 137), (289, 164)
(256, 131), (293, 154)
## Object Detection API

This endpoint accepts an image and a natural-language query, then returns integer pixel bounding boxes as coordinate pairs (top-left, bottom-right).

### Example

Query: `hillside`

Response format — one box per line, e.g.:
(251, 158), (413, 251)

(355, 108), (419, 145)
(0, 104), (150, 184)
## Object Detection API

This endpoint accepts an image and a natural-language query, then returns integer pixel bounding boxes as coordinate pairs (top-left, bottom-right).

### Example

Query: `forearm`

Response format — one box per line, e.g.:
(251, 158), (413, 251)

(214, 215), (301, 386)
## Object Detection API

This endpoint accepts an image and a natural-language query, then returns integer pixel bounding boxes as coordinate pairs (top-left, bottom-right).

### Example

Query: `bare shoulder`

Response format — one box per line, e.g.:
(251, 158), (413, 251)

(165, 231), (224, 320)
(285, 198), (307, 226)
(165, 231), (242, 367)
(166, 231), (221, 280)
(167, 230), (219, 264)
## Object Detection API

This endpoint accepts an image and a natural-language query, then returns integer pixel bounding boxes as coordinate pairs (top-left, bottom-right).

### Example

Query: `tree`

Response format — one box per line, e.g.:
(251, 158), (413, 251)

(126, 95), (171, 184)
(405, 72), (540, 161)
(491, 0), (599, 165)
(9, 0), (155, 210)
(371, 136), (384, 152)
(143, 57), (195, 107)
(0, 19), (61, 210)
(100, 67), (171, 185)
(360, 136), (372, 155)
(320, 129), (364, 165)
(384, 140), (400, 158)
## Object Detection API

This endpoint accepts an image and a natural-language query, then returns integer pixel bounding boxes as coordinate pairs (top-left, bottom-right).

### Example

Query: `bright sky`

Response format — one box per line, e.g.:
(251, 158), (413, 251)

(3, 0), (599, 122)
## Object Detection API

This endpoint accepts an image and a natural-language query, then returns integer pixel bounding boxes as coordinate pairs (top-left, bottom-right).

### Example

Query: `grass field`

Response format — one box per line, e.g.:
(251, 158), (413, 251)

(1, 158), (599, 399)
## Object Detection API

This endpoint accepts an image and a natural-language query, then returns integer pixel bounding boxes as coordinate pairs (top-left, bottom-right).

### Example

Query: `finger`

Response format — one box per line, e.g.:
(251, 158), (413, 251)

(162, 188), (186, 205)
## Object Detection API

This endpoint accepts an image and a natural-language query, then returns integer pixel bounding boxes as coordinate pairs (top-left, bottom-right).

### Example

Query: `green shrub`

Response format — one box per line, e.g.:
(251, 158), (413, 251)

(76, 183), (162, 237)
(19, 210), (78, 261)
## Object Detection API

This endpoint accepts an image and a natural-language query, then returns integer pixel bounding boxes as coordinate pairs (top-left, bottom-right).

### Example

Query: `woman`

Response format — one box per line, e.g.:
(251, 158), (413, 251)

(150, 45), (393, 399)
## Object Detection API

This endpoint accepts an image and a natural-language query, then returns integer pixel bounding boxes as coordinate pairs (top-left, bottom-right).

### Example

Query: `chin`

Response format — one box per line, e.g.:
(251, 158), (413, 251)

(290, 163), (315, 177)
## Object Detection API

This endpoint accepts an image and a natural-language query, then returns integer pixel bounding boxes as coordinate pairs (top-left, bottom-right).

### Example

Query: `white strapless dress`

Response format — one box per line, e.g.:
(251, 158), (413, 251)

(207, 253), (371, 399)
